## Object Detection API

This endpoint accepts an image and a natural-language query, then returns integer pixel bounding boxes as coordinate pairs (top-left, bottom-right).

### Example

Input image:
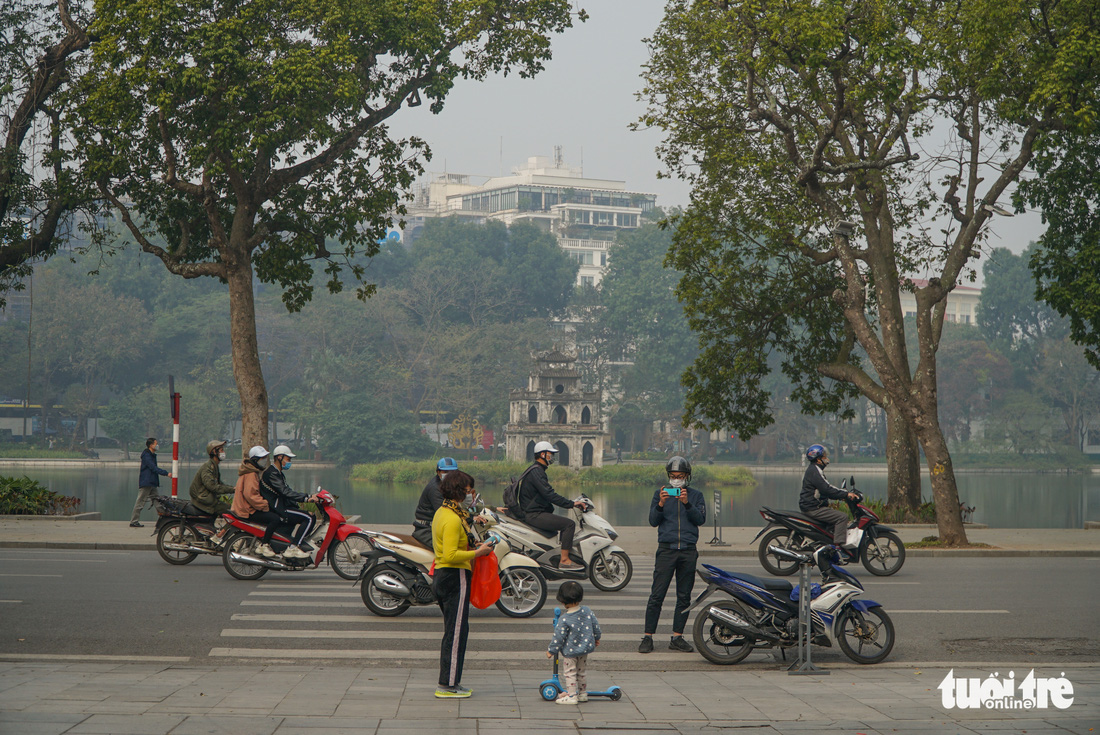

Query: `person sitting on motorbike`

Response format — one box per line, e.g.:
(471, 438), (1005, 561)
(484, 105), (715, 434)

(189, 439), (236, 520)
(800, 444), (858, 561)
(258, 444), (317, 559)
(519, 441), (586, 570)
(412, 457), (458, 548)
(230, 445), (283, 547)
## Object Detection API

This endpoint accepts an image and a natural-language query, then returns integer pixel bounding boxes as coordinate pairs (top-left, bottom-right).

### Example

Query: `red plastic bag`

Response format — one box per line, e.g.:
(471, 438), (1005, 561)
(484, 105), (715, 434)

(470, 552), (501, 609)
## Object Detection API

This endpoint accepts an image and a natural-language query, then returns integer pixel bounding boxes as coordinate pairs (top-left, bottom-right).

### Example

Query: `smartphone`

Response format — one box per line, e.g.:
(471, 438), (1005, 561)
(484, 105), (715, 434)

(663, 486), (681, 498)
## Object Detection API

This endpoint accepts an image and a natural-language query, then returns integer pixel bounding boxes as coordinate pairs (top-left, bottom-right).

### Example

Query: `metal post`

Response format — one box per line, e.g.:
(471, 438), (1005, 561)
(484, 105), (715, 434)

(708, 489), (729, 546)
(788, 559), (828, 675)
(169, 375), (181, 498)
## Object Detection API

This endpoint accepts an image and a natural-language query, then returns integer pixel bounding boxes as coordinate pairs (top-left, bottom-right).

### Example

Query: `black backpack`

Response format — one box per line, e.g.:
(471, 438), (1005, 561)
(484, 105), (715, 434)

(503, 464), (538, 520)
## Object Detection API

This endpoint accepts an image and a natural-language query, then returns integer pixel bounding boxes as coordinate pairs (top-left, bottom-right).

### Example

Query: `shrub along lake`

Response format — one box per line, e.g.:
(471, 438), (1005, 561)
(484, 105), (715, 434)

(5, 464), (1099, 529)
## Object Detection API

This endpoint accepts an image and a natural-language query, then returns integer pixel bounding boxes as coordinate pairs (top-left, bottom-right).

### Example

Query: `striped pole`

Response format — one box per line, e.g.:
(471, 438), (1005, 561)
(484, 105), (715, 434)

(169, 375), (181, 498)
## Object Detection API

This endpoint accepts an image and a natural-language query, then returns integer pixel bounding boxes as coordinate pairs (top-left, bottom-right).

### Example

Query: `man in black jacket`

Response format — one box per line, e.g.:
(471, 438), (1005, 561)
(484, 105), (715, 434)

(639, 456), (706, 654)
(412, 457), (458, 548)
(519, 441), (586, 570)
(257, 445), (316, 559)
(800, 444), (857, 554)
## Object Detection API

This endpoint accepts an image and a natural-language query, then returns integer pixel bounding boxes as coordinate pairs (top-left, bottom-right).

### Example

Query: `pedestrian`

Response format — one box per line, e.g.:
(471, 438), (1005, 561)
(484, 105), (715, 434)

(615, 445), (622, 464)
(130, 437), (169, 527)
(547, 581), (601, 704)
(639, 455), (706, 654)
(518, 441), (587, 569)
(432, 469), (494, 699)
(800, 444), (858, 562)
(411, 457), (458, 549)
(189, 440), (236, 516)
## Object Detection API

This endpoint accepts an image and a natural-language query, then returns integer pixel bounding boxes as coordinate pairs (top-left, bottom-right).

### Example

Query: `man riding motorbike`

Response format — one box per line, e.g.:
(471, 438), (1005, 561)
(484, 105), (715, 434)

(189, 439), (236, 516)
(257, 445), (317, 559)
(801, 444), (858, 562)
(412, 457), (458, 548)
(519, 441), (586, 570)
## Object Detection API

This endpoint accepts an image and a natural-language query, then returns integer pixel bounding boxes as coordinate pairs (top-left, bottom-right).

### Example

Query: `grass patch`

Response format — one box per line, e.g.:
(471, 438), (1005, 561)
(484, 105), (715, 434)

(0, 475), (82, 515)
(905, 535), (994, 549)
(0, 448), (87, 459)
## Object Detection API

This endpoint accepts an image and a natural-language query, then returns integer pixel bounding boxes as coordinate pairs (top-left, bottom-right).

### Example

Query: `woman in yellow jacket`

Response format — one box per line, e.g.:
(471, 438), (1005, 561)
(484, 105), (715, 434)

(432, 470), (492, 698)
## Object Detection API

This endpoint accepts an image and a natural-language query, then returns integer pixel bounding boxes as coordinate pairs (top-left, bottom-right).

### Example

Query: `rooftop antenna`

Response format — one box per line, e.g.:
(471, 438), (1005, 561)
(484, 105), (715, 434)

(500, 136), (503, 176)
(554, 144), (563, 169)
(580, 146), (583, 175)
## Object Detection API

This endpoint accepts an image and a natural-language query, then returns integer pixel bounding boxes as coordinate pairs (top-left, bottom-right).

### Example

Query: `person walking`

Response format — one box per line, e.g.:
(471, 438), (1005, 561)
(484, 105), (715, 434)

(639, 456), (706, 654)
(547, 581), (601, 704)
(130, 437), (168, 527)
(432, 469), (494, 699)
(412, 457), (458, 548)
(519, 441), (586, 570)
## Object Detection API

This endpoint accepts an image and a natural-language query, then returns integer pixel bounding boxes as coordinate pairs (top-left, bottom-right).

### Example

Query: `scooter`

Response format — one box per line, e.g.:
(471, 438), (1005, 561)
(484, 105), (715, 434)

(357, 505), (548, 618)
(220, 489), (373, 580)
(490, 494), (633, 592)
(539, 606), (623, 702)
(752, 477), (906, 576)
(689, 545), (895, 665)
(150, 495), (224, 565)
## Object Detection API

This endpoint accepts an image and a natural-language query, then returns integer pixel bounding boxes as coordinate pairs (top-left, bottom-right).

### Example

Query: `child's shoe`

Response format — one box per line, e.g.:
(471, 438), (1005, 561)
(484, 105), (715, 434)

(555, 693), (578, 705)
(577, 692), (588, 702)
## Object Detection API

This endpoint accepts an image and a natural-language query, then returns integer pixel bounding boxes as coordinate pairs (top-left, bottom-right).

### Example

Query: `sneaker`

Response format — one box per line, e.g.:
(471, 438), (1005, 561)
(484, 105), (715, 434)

(256, 543), (277, 558)
(559, 560), (583, 570)
(577, 693), (588, 702)
(555, 693), (578, 705)
(210, 534), (226, 548)
(129, 522), (144, 528)
(669, 636), (694, 653)
(638, 636), (654, 654)
(284, 546), (310, 559)
(453, 684), (472, 695)
(434, 686), (471, 698)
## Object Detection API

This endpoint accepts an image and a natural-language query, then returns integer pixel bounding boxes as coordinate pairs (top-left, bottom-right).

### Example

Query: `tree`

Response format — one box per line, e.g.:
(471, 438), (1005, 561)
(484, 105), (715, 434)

(935, 332), (1012, 444)
(639, 0), (1099, 543)
(978, 244), (1067, 358)
(1035, 337), (1100, 451)
(72, 0), (583, 452)
(314, 391), (436, 467)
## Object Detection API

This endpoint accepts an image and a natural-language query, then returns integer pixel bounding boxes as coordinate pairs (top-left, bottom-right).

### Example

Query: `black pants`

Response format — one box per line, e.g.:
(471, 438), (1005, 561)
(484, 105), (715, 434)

(804, 506), (848, 544)
(249, 510), (282, 542)
(644, 545), (698, 635)
(412, 525), (433, 550)
(263, 507), (315, 546)
(434, 567), (471, 688)
(524, 511), (575, 551)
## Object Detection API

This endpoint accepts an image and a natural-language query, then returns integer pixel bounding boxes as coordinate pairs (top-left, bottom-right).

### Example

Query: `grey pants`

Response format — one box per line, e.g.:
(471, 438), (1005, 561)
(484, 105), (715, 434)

(561, 654), (588, 696)
(131, 486), (159, 523)
(804, 506), (849, 545)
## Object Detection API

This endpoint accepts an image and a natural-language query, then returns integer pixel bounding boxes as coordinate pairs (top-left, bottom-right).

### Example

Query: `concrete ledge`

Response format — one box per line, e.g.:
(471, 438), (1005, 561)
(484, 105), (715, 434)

(1086, 521), (1100, 529)
(0, 512), (101, 521)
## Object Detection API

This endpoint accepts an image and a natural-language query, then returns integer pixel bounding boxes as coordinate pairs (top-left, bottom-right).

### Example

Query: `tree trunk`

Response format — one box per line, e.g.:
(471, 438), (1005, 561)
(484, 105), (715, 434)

(225, 260), (269, 451)
(916, 421), (968, 545)
(884, 401), (922, 513)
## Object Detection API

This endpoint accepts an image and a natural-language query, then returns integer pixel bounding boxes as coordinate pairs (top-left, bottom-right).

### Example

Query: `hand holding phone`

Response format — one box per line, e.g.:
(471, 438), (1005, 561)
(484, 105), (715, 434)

(663, 485), (681, 498)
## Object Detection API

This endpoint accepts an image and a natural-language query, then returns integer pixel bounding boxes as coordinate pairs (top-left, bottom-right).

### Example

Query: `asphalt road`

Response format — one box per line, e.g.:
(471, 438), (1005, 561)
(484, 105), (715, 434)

(1, 548), (1097, 670)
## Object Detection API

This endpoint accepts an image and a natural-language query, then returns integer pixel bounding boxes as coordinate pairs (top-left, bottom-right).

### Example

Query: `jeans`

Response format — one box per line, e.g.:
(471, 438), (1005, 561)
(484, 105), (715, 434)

(644, 545), (698, 635)
(434, 567), (471, 688)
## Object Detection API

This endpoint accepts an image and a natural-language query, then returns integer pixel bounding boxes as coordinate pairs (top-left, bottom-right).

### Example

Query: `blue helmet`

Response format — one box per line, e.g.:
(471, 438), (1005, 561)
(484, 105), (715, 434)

(806, 444), (827, 461)
(437, 457), (458, 472)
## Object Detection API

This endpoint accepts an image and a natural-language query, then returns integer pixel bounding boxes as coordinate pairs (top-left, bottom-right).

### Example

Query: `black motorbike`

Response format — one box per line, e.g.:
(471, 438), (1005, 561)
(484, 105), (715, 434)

(752, 477), (906, 576)
(150, 495), (222, 565)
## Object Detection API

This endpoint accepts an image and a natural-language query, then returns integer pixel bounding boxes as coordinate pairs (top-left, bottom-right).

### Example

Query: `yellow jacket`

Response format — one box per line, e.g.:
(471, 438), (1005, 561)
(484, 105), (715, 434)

(432, 505), (476, 571)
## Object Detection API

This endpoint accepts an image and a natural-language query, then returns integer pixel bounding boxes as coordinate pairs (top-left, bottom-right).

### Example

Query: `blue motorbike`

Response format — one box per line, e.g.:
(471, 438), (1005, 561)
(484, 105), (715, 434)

(688, 546), (895, 665)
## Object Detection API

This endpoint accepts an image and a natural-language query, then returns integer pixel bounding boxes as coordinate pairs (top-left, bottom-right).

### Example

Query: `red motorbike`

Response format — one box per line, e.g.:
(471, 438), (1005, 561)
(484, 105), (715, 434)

(220, 489), (373, 580)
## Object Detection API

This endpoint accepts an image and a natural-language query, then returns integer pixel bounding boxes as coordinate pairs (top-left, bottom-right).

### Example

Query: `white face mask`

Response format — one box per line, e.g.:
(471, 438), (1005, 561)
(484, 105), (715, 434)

(463, 492), (476, 509)
(218, 451), (226, 461)
(669, 478), (686, 488)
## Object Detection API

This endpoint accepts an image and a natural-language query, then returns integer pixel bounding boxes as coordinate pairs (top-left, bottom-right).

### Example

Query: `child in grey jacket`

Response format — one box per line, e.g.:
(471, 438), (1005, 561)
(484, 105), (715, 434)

(547, 581), (601, 704)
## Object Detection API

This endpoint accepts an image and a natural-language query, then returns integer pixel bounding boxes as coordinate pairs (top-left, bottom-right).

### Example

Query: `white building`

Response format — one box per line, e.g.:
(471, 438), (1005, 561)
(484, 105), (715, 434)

(898, 279), (981, 325)
(401, 148), (657, 287)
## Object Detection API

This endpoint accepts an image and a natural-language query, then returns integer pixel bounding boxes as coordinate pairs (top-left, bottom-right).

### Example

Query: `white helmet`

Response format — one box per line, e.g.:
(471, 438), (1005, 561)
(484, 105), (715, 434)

(272, 444), (296, 458)
(533, 441), (559, 455)
(247, 445), (269, 459)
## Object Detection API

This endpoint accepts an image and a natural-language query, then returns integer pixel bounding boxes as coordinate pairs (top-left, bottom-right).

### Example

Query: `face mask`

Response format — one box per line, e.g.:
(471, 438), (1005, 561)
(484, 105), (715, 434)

(463, 492), (475, 509)
(283, 460), (292, 470)
(439, 472), (449, 480)
(218, 451), (226, 461)
(669, 478), (686, 488)
(544, 453), (556, 466)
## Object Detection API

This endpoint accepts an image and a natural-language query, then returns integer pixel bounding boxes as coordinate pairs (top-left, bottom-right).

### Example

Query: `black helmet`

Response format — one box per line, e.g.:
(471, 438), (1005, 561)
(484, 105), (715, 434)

(665, 455), (692, 478)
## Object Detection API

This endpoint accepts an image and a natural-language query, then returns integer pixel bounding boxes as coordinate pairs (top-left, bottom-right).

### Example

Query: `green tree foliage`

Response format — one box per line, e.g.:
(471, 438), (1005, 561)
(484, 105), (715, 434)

(978, 244), (1067, 357)
(70, 0), (584, 451)
(313, 392), (437, 467)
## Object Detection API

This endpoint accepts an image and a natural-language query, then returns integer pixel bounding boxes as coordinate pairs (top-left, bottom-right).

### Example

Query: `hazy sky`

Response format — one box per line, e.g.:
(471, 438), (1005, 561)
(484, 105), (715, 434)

(393, 0), (1045, 256)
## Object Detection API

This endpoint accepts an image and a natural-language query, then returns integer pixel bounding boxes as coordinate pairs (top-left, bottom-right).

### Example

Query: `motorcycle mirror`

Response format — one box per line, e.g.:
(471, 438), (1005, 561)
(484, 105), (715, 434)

(850, 476), (856, 487)
(841, 478), (848, 489)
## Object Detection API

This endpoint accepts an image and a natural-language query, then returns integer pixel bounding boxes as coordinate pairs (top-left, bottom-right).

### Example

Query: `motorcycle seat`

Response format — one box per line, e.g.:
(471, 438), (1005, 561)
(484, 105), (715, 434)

(386, 532), (431, 549)
(728, 571), (793, 594)
(182, 503), (213, 518)
(762, 506), (823, 525)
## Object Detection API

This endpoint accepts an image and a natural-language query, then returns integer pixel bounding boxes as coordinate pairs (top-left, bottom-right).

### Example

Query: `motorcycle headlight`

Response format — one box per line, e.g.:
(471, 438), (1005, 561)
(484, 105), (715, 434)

(608, 530), (618, 541)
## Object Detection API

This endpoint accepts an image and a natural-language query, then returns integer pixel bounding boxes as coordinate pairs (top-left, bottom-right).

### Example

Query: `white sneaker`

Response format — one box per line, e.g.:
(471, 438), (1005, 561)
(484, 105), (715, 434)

(555, 693), (578, 705)
(577, 693), (588, 702)
(284, 546), (310, 559)
(256, 543), (277, 557)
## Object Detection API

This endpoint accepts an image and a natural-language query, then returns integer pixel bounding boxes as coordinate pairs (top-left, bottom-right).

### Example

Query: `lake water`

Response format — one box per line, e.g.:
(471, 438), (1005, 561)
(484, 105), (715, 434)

(6, 464), (1099, 529)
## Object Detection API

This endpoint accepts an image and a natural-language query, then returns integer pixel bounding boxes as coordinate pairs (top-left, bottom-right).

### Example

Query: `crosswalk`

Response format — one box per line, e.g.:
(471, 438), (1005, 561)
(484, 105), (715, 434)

(209, 558), (776, 663)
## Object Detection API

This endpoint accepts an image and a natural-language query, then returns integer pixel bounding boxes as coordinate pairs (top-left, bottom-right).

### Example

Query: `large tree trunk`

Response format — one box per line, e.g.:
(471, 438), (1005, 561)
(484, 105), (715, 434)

(917, 422), (968, 545)
(884, 400), (922, 513)
(225, 259), (269, 451)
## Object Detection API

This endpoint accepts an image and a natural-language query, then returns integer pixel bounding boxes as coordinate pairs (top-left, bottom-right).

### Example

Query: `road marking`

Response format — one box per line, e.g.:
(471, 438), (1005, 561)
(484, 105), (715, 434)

(0, 653), (190, 663)
(0, 573), (63, 578)
(221, 628), (646, 642)
(231, 613), (645, 625)
(890, 609), (1010, 614)
(0, 600), (22, 603)
(210, 647), (697, 661)
(241, 600), (364, 608)
(0, 558), (107, 563)
(249, 591), (360, 598)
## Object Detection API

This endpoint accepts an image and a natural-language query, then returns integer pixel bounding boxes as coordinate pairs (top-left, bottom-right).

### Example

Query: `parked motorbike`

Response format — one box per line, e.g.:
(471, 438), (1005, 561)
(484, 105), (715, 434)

(753, 477), (906, 576)
(689, 545), (895, 665)
(357, 507), (548, 618)
(220, 489), (372, 580)
(489, 494), (633, 592)
(151, 495), (223, 565)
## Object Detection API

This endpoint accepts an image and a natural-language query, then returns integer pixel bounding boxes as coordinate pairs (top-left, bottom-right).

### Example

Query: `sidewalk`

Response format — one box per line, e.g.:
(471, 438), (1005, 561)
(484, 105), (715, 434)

(1, 661), (1096, 734)
(3, 518), (1099, 557)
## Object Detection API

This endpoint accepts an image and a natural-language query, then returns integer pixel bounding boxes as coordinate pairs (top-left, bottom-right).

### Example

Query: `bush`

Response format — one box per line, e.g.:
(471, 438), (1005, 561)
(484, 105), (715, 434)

(0, 448), (86, 459)
(0, 475), (82, 515)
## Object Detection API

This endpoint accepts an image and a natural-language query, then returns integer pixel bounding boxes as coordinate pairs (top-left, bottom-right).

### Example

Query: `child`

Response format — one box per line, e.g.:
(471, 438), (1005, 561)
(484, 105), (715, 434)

(546, 581), (601, 704)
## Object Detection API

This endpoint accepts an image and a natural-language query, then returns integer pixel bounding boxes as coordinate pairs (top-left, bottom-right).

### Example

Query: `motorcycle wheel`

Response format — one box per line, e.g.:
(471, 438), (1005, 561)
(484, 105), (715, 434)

(692, 600), (756, 665)
(360, 566), (412, 617)
(861, 531), (906, 576)
(589, 550), (633, 592)
(837, 606), (895, 664)
(758, 528), (802, 576)
(222, 532), (269, 581)
(328, 532), (374, 580)
(156, 520), (199, 565)
(495, 567), (547, 618)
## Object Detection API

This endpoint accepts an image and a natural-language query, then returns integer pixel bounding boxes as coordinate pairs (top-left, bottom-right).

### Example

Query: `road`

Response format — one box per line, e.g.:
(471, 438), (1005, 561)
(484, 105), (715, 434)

(1, 548), (1097, 669)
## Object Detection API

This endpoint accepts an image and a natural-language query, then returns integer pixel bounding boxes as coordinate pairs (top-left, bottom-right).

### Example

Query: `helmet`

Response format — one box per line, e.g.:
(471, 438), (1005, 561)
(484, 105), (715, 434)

(533, 441), (559, 455)
(806, 444), (827, 461)
(206, 439), (227, 455)
(437, 457), (458, 472)
(272, 444), (296, 458)
(247, 445), (269, 459)
(665, 455), (692, 477)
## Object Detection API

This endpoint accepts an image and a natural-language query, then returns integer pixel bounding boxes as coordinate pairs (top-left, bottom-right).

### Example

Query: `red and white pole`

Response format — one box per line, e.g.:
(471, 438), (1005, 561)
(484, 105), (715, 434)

(169, 375), (181, 497)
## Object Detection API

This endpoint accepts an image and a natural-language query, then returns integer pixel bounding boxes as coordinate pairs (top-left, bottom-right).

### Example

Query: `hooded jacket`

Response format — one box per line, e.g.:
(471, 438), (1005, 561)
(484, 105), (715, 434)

(231, 460), (268, 518)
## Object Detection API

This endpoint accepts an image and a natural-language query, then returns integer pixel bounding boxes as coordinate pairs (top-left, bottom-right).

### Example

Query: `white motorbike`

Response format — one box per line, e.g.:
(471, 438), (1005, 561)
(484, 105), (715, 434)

(356, 516), (548, 618)
(488, 494), (633, 592)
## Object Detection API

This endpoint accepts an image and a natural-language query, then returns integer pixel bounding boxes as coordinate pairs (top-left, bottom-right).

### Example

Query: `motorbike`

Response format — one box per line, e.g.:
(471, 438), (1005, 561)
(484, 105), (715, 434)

(220, 488), (373, 580)
(753, 477), (906, 577)
(689, 545), (895, 665)
(488, 494), (633, 592)
(357, 504), (548, 618)
(151, 495), (224, 565)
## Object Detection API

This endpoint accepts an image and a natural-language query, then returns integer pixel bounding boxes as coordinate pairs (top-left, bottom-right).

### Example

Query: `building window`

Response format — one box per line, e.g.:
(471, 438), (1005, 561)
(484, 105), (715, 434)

(580, 276), (594, 288)
(961, 314), (971, 324)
